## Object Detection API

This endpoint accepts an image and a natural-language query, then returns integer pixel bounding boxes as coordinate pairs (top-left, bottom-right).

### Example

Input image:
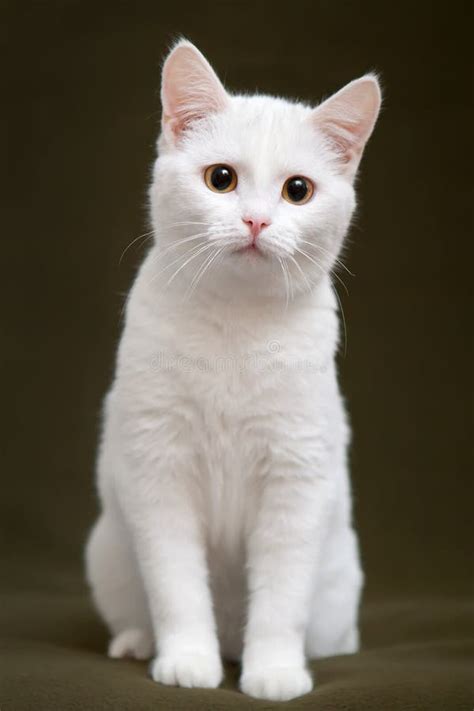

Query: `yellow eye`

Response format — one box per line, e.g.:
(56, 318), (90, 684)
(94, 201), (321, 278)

(204, 164), (238, 193)
(282, 176), (314, 204)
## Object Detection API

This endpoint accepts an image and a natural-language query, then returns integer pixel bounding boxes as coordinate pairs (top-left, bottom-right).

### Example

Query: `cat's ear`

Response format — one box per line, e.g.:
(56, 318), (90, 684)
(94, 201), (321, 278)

(161, 40), (229, 142)
(311, 74), (381, 179)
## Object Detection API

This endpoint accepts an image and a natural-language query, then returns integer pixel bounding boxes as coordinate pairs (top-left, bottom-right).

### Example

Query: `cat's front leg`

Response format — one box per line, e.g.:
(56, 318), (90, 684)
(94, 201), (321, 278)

(241, 472), (332, 701)
(118, 461), (223, 689)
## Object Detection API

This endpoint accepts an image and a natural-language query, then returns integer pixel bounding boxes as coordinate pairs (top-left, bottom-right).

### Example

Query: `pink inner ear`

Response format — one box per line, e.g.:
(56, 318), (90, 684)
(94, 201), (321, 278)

(313, 76), (381, 172)
(320, 117), (364, 164)
(161, 42), (229, 140)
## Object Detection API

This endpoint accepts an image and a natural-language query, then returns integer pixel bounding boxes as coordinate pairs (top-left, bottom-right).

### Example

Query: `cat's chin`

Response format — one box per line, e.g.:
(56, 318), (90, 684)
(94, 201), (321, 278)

(211, 250), (301, 300)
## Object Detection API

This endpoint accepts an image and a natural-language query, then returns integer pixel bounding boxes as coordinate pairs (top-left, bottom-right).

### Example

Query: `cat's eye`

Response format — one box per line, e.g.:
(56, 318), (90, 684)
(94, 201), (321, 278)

(282, 176), (314, 205)
(204, 164), (238, 193)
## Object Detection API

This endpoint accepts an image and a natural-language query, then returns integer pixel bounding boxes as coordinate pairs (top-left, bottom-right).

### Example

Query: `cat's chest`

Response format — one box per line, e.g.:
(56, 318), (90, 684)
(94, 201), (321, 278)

(197, 411), (263, 549)
(120, 291), (340, 471)
(151, 304), (334, 408)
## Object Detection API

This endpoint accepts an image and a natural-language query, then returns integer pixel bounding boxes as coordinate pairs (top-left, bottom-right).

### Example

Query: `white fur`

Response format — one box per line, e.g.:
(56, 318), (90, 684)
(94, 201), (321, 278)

(85, 40), (380, 701)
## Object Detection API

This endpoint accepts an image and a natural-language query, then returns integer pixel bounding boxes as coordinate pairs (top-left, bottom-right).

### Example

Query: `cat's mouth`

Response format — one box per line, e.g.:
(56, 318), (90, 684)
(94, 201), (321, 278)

(235, 243), (265, 257)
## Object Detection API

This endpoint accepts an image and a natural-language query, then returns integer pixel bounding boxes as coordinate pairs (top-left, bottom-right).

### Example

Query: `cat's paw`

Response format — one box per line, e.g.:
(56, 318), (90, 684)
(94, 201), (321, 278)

(240, 666), (313, 701)
(108, 628), (154, 660)
(151, 652), (223, 689)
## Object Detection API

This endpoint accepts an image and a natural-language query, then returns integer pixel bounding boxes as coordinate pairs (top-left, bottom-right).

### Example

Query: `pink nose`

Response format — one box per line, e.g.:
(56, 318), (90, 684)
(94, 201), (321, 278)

(242, 216), (271, 240)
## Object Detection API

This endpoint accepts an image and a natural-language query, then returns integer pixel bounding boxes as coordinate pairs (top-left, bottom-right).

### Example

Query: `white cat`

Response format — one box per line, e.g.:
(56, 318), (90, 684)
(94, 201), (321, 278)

(85, 40), (381, 702)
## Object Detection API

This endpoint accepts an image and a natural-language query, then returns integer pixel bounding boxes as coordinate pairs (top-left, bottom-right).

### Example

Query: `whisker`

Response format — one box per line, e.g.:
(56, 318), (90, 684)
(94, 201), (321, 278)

(277, 256), (290, 310)
(293, 246), (324, 273)
(298, 239), (355, 277)
(295, 246), (349, 296)
(287, 254), (313, 294)
(147, 225), (238, 287)
(295, 245), (347, 352)
(119, 230), (155, 265)
(149, 232), (210, 264)
(164, 242), (216, 289)
(185, 245), (226, 300)
(162, 221), (211, 228)
(148, 238), (211, 283)
(149, 226), (237, 266)
(331, 284), (348, 358)
(146, 242), (208, 289)
(185, 247), (219, 298)
(329, 268), (349, 296)
(284, 258), (294, 302)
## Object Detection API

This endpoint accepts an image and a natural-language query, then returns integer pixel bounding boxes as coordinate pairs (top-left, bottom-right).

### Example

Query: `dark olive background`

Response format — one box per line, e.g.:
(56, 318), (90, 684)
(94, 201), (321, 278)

(2, 0), (472, 620)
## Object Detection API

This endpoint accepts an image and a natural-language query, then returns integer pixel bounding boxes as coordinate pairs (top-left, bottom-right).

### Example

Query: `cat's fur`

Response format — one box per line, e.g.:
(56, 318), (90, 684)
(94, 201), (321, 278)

(85, 40), (381, 701)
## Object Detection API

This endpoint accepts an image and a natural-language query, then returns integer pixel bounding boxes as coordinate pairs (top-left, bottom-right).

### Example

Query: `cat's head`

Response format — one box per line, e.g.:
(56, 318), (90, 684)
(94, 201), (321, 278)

(150, 40), (381, 300)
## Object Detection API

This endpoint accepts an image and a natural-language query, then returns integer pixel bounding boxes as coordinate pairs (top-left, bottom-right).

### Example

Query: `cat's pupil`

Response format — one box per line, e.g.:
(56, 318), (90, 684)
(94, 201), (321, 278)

(287, 177), (308, 202)
(211, 165), (233, 190)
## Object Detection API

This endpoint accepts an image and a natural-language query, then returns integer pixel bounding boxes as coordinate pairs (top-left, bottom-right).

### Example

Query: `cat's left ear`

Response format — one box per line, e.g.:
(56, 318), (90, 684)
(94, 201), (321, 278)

(311, 74), (382, 180)
(161, 40), (229, 143)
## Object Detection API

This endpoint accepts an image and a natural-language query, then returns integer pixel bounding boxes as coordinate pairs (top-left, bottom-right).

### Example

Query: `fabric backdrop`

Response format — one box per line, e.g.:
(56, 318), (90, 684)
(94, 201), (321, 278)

(2, 1), (472, 709)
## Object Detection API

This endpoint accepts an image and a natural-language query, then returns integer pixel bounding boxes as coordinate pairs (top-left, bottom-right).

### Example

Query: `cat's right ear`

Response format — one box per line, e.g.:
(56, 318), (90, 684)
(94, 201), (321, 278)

(161, 40), (229, 143)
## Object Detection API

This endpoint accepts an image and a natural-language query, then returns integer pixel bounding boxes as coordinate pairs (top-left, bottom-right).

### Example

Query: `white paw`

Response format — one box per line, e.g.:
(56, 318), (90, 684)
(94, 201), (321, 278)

(151, 652), (223, 689)
(240, 666), (313, 701)
(108, 628), (154, 660)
